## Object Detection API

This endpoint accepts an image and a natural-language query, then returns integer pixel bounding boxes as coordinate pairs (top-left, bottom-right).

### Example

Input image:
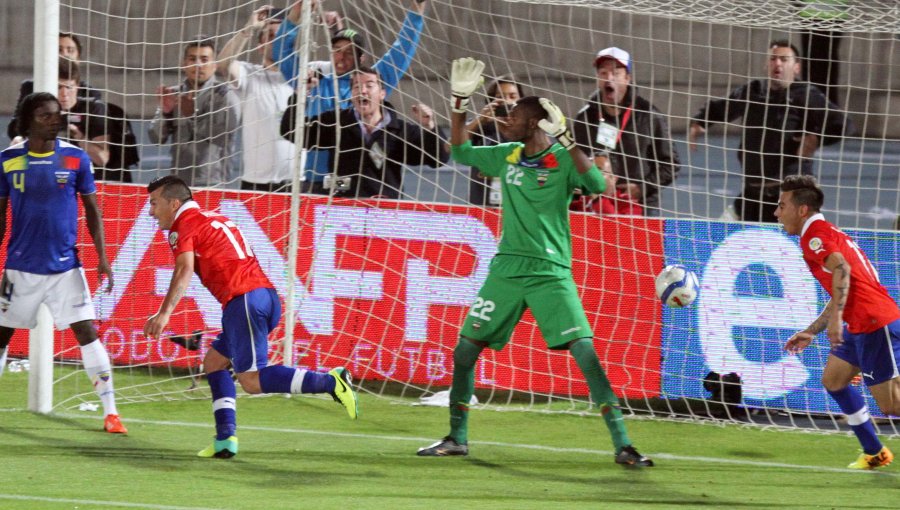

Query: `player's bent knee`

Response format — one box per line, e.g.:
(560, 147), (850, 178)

(203, 348), (230, 374)
(821, 372), (853, 393)
(69, 320), (98, 346)
(236, 372), (262, 394)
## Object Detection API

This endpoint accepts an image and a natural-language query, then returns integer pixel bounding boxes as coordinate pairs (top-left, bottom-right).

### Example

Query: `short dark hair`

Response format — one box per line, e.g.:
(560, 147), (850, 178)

(59, 32), (83, 58)
(148, 175), (193, 203)
(512, 96), (547, 123)
(781, 174), (824, 212)
(352, 65), (382, 86)
(486, 75), (525, 101)
(16, 92), (60, 137)
(59, 58), (80, 84)
(769, 39), (801, 61)
(183, 35), (216, 57)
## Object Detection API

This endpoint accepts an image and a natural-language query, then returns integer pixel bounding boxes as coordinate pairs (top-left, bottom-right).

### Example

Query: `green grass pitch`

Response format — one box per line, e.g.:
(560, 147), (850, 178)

(0, 371), (897, 509)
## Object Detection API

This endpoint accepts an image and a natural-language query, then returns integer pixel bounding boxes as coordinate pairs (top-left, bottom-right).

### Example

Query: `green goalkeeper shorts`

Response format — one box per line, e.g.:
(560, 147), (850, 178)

(460, 255), (593, 350)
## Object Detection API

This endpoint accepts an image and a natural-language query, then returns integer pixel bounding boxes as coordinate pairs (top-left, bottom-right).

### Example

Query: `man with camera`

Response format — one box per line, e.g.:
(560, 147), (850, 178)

(149, 36), (240, 188)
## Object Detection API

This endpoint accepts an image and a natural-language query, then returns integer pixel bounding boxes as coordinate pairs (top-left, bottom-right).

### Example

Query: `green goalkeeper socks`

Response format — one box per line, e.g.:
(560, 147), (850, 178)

(569, 338), (631, 451)
(448, 337), (483, 445)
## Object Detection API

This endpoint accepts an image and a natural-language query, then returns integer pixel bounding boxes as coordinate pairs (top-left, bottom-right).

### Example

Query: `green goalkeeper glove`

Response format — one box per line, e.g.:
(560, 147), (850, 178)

(538, 97), (575, 150)
(450, 57), (485, 113)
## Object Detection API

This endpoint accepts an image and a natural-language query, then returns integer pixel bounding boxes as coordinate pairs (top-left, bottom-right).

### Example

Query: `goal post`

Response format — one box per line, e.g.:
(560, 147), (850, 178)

(27, 0), (60, 414)
(6, 0), (899, 436)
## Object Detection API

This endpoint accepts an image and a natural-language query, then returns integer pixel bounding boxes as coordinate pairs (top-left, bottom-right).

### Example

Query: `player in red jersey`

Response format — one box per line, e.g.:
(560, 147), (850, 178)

(776, 174), (898, 470)
(143, 176), (358, 458)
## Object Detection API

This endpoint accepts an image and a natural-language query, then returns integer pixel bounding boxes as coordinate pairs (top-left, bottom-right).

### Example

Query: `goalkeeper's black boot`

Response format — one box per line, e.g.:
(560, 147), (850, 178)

(615, 445), (654, 467)
(417, 436), (468, 456)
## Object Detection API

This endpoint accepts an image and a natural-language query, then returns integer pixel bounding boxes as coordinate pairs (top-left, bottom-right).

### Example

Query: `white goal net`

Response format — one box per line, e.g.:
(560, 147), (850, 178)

(3, 0), (899, 435)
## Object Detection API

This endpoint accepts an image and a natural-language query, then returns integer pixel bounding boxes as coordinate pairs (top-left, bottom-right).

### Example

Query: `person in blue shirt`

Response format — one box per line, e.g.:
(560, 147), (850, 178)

(0, 92), (126, 434)
(272, 0), (429, 194)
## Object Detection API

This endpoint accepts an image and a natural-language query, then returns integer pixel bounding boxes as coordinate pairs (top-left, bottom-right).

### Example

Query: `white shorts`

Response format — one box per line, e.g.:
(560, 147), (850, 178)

(0, 268), (96, 330)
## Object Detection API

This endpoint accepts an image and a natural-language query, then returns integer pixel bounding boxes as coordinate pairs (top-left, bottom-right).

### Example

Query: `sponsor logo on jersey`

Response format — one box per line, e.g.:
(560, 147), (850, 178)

(561, 326), (581, 335)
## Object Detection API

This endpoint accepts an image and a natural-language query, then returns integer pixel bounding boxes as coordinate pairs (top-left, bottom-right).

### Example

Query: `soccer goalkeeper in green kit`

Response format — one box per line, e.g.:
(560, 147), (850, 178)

(417, 57), (653, 467)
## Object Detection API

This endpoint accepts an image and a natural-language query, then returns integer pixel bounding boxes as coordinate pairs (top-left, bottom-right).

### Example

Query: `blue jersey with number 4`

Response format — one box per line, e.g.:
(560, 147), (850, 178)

(0, 139), (96, 274)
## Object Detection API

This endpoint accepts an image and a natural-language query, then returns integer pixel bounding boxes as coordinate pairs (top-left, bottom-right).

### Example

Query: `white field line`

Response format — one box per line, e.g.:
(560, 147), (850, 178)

(51, 413), (900, 479)
(0, 494), (223, 510)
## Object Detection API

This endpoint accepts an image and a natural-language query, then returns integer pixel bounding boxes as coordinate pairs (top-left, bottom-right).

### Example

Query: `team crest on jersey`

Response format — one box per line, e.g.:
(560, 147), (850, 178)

(472, 322), (481, 331)
(536, 169), (549, 186)
(55, 170), (70, 187)
(168, 231), (178, 247)
(808, 237), (823, 252)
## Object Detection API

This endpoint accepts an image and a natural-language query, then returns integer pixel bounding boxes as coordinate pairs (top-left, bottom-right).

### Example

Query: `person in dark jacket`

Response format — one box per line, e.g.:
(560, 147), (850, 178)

(8, 33), (103, 140)
(689, 39), (852, 223)
(281, 66), (448, 199)
(572, 47), (680, 217)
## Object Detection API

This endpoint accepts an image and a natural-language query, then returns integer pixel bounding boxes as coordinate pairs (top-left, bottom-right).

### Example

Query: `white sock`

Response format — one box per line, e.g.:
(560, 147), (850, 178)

(0, 346), (7, 377)
(80, 340), (118, 416)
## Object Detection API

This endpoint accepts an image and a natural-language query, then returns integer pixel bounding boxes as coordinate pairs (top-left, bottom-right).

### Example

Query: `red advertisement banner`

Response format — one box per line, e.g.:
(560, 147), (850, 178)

(3, 184), (664, 398)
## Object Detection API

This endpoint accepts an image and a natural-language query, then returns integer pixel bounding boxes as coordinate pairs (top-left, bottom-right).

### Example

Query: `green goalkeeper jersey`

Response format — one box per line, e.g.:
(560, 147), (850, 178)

(452, 140), (605, 268)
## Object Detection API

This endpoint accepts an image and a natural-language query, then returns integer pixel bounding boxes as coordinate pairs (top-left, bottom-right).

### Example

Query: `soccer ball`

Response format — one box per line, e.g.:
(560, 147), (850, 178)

(655, 265), (699, 308)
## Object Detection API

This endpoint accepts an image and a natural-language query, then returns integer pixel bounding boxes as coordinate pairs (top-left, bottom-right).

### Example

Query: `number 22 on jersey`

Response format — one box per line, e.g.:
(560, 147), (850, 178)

(505, 165), (523, 186)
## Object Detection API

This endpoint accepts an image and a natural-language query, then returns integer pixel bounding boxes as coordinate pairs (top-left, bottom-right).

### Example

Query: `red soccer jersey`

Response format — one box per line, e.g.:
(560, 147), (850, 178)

(800, 214), (900, 333)
(168, 203), (274, 307)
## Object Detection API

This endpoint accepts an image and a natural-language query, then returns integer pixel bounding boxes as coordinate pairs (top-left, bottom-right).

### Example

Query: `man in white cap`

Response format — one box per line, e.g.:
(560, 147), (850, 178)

(572, 47), (680, 216)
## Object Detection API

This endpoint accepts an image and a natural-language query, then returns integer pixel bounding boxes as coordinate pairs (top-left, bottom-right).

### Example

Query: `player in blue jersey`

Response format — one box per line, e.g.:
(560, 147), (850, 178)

(416, 58), (653, 466)
(0, 92), (125, 434)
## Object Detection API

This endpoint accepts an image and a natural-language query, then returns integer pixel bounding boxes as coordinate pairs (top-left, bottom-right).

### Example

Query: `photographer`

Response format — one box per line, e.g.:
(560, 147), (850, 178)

(465, 75), (524, 206)
(56, 60), (110, 170)
(149, 36), (240, 187)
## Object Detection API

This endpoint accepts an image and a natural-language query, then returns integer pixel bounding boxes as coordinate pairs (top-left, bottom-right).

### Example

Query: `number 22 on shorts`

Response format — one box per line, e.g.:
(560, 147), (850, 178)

(469, 297), (495, 321)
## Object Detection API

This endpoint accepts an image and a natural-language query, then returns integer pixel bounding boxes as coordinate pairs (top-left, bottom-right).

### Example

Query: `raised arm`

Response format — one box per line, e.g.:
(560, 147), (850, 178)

(538, 98), (599, 179)
(449, 58), (485, 147)
(217, 6), (271, 81)
(373, 3), (427, 95)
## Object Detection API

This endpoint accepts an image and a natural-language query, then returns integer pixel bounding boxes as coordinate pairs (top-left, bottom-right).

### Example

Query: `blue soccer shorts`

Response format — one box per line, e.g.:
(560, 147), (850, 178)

(211, 287), (281, 373)
(832, 318), (900, 386)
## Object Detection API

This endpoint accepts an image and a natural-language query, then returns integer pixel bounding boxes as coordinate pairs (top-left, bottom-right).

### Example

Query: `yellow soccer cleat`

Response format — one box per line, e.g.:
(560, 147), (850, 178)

(328, 367), (359, 420)
(197, 436), (238, 459)
(847, 446), (893, 470)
